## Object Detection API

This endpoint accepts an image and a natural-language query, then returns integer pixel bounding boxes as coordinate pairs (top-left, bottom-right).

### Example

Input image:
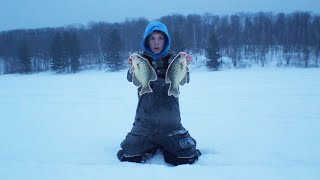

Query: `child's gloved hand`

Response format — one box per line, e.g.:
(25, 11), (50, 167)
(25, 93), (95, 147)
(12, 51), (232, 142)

(179, 52), (193, 65)
(128, 56), (133, 64)
(185, 54), (193, 65)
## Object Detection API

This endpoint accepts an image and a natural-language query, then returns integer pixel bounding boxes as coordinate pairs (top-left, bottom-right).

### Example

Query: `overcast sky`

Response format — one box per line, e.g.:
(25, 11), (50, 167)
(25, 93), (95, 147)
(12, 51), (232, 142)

(0, 0), (319, 31)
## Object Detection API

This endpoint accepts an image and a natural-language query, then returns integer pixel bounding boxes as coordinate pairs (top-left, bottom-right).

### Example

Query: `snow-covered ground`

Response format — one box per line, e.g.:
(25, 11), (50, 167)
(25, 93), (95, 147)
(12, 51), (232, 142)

(0, 68), (320, 180)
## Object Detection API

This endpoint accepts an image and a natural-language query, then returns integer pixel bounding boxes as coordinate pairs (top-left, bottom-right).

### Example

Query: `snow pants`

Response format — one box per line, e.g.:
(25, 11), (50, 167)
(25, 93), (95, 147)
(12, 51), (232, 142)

(117, 130), (201, 166)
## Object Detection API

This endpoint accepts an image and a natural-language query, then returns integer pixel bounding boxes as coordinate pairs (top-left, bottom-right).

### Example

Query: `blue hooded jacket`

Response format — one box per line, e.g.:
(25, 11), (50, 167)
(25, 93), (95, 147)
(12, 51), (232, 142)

(141, 22), (171, 60)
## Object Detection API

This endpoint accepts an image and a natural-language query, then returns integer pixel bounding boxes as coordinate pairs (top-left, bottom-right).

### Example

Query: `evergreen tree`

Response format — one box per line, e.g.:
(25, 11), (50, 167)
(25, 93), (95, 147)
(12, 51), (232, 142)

(70, 32), (80, 73)
(229, 14), (242, 67)
(205, 33), (221, 70)
(50, 31), (80, 73)
(50, 33), (63, 72)
(17, 40), (32, 73)
(1, 12), (320, 73)
(315, 39), (320, 68)
(104, 29), (124, 71)
(61, 31), (71, 72)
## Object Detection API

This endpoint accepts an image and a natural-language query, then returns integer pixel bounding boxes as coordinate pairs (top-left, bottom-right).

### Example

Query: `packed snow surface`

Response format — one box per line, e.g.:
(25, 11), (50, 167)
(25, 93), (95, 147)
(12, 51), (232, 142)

(0, 68), (319, 180)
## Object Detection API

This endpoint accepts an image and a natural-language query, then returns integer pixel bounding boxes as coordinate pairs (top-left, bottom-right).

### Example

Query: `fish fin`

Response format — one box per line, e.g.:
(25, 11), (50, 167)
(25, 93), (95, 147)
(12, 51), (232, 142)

(179, 74), (188, 86)
(165, 73), (171, 84)
(132, 74), (142, 87)
(130, 53), (141, 61)
(165, 55), (178, 84)
(165, 64), (171, 83)
(150, 67), (158, 81)
(139, 85), (153, 96)
(178, 51), (187, 57)
(129, 65), (134, 73)
(168, 54), (176, 64)
(173, 53), (182, 62)
(168, 84), (179, 98)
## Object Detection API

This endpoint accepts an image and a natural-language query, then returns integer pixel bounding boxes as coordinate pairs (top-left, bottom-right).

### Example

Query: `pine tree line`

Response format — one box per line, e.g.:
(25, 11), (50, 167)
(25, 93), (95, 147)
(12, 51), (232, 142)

(50, 31), (80, 73)
(0, 12), (319, 74)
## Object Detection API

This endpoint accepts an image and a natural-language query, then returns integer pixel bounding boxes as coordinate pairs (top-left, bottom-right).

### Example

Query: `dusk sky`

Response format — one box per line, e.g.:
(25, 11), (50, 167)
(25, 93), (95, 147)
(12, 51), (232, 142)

(0, 0), (319, 31)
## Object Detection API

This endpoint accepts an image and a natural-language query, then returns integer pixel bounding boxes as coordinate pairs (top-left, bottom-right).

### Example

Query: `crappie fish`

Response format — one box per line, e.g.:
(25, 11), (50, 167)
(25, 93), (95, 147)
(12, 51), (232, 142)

(165, 53), (190, 98)
(129, 54), (158, 96)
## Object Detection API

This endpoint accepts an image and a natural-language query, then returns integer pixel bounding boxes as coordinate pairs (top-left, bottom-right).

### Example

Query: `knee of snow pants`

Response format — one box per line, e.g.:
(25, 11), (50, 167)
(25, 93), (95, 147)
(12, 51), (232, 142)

(163, 149), (201, 166)
(120, 133), (157, 156)
(164, 130), (199, 158)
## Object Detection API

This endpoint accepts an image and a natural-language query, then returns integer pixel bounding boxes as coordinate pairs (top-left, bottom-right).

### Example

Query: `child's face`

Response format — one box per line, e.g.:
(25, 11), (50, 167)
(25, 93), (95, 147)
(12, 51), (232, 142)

(148, 32), (165, 54)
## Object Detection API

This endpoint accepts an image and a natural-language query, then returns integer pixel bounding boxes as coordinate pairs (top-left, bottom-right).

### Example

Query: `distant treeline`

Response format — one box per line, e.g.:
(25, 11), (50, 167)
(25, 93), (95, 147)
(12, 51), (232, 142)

(0, 11), (319, 74)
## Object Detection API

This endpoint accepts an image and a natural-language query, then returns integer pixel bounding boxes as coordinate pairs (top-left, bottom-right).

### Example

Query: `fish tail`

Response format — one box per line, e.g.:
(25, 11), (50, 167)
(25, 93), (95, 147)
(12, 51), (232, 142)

(168, 84), (179, 98)
(139, 85), (153, 96)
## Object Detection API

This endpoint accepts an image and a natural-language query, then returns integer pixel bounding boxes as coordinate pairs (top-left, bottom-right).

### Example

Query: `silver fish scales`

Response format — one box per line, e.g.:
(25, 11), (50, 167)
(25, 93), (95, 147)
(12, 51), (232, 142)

(165, 53), (190, 98)
(129, 54), (158, 96)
